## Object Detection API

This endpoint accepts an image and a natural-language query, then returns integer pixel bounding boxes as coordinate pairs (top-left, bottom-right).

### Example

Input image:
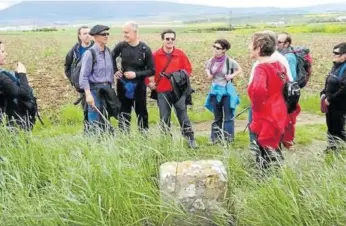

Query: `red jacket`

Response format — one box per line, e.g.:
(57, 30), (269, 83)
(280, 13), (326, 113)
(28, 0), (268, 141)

(145, 47), (192, 93)
(248, 62), (289, 149)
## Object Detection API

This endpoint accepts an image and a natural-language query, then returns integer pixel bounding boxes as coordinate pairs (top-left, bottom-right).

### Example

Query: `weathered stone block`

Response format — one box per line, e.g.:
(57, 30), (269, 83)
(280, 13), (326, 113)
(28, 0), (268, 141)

(159, 160), (228, 224)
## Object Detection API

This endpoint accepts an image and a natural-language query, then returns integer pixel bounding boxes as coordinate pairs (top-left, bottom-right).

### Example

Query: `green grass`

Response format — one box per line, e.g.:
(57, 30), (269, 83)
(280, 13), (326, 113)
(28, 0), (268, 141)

(0, 114), (344, 226)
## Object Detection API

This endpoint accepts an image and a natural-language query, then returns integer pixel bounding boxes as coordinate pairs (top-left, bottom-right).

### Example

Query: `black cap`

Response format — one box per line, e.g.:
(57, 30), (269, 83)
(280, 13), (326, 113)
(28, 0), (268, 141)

(89, 25), (110, 36)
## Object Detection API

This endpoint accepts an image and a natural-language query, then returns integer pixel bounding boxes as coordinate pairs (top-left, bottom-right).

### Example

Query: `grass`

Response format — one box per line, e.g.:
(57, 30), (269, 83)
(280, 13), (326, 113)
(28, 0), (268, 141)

(0, 115), (344, 226)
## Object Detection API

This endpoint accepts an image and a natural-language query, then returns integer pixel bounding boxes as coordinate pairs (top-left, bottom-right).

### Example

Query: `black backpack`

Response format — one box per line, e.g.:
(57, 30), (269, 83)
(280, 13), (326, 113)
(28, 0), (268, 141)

(70, 48), (97, 93)
(276, 70), (300, 113)
(0, 69), (43, 130)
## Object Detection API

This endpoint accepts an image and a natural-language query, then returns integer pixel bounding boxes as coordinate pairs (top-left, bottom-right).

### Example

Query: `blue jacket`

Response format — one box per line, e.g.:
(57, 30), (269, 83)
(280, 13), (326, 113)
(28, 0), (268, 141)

(204, 82), (240, 115)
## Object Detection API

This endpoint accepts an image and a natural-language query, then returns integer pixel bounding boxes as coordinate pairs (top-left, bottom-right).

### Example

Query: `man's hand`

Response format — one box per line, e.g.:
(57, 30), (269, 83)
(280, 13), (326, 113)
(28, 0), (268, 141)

(124, 71), (136, 79)
(16, 62), (27, 74)
(86, 92), (95, 108)
(115, 70), (123, 79)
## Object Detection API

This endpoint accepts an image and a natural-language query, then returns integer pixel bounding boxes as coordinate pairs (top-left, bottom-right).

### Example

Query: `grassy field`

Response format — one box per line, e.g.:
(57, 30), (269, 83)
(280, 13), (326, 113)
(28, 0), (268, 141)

(0, 22), (346, 225)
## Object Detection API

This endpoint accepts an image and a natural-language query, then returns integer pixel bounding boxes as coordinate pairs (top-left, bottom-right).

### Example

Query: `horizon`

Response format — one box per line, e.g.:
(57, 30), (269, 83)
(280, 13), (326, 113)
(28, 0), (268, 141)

(0, 0), (345, 10)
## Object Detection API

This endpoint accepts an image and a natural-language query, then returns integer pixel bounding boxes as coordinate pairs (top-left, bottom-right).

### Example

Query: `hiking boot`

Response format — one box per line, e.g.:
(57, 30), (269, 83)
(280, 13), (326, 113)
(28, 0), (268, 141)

(188, 138), (198, 149)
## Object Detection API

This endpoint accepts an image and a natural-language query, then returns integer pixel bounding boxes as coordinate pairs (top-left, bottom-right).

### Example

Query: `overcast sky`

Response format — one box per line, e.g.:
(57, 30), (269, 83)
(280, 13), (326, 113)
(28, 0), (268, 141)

(0, 0), (343, 10)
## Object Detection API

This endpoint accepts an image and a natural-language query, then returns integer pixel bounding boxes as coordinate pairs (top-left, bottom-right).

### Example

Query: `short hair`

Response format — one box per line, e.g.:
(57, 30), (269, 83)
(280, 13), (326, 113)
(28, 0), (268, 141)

(279, 32), (292, 45)
(214, 39), (231, 50)
(124, 21), (138, 32)
(77, 26), (88, 43)
(262, 30), (278, 41)
(161, 29), (176, 40)
(251, 31), (276, 57)
(334, 42), (346, 55)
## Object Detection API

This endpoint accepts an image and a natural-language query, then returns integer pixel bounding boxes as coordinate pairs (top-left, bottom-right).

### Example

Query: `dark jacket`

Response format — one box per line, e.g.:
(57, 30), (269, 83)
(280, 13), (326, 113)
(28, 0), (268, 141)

(165, 69), (194, 105)
(0, 70), (32, 114)
(321, 61), (346, 111)
(98, 87), (122, 119)
(64, 41), (94, 81)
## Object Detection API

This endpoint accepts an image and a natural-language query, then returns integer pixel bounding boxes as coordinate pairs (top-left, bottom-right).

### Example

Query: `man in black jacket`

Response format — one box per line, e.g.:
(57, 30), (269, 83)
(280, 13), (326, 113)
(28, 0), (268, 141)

(321, 42), (346, 152)
(64, 26), (93, 131)
(0, 41), (32, 130)
(111, 21), (155, 133)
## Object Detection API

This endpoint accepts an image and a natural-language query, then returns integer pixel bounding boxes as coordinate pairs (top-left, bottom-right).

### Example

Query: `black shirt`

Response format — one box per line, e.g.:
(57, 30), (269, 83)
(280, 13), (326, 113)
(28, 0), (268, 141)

(111, 41), (155, 81)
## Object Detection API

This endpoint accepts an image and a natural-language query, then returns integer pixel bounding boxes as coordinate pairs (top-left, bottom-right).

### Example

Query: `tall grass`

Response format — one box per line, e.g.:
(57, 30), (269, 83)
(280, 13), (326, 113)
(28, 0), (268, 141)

(1, 113), (345, 226)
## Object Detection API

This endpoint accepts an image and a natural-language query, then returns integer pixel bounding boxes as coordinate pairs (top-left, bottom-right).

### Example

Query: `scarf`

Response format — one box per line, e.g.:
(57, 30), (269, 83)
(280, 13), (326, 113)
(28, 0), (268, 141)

(209, 55), (226, 76)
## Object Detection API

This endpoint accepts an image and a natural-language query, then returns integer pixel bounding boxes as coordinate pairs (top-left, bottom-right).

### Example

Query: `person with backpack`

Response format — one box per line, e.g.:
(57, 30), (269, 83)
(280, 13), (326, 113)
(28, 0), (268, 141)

(144, 29), (197, 148)
(79, 25), (115, 133)
(64, 26), (94, 131)
(111, 21), (155, 134)
(204, 39), (242, 144)
(0, 41), (37, 131)
(248, 31), (293, 169)
(320, 42), (346, 153)
(277, 32), (312, 88)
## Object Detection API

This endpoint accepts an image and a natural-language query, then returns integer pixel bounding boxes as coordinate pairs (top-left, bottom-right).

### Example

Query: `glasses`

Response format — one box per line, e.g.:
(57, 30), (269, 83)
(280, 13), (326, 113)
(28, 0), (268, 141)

(333, 51), (342, 56)
(213, 45), (222, 50)
(165, 37), (175, 41)
(98, 32), (110, 36)
(277, 41), (285, 44)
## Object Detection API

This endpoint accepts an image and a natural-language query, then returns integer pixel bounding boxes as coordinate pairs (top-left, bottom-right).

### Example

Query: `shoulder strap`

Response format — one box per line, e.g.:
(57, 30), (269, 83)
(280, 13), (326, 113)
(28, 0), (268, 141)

(162, 54), (173, 73)
(0, 69), (19, 84)
(226, 57), (230, 75)
(338, 63), (346, 78)
(89, 48), (97, 74)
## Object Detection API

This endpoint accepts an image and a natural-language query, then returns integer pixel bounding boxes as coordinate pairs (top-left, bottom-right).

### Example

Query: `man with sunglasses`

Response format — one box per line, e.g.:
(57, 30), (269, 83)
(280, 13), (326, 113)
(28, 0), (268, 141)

(320, 42), (346, 153)
(277, 32), (298, 81)
(79, 24), (114, 133)
(145, 29), (197, 149)
(111, 21), (155, 134)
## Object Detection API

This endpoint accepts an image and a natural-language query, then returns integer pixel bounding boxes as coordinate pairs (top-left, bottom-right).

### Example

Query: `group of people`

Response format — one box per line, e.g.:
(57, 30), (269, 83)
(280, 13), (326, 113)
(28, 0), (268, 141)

(0, 21), (346, 169)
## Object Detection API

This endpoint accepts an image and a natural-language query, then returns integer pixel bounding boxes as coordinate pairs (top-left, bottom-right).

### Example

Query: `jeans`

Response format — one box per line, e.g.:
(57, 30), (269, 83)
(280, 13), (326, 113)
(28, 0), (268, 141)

(210, 95), (234, 142)
(87, 84), (112, 133)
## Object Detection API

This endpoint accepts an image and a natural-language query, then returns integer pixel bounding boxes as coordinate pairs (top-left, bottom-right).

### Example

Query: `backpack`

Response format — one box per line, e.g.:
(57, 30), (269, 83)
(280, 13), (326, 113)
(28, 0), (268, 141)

(287, 46), (312, 88)
(70, 48), (97, 93)
(276, 68), (301, 114)
(0, 69), (43, 130)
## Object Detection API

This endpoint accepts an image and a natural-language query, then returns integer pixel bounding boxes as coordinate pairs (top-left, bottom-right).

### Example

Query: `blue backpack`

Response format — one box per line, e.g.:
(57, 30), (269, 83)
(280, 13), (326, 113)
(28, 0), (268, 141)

(0, 69), (43, 130)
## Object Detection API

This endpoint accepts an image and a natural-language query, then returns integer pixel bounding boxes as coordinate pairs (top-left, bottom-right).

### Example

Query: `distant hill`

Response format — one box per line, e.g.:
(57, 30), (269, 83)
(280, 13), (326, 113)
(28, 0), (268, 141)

(0, 1), (346, 27)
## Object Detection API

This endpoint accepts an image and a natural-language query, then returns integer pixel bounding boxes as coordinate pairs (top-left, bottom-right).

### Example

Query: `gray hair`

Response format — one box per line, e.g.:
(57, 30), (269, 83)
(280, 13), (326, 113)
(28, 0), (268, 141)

(123, 21), (138, 32)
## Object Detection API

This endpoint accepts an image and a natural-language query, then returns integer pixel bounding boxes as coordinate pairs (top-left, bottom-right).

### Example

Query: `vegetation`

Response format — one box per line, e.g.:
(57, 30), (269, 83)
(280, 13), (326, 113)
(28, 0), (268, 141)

(0, 22), (345, 225)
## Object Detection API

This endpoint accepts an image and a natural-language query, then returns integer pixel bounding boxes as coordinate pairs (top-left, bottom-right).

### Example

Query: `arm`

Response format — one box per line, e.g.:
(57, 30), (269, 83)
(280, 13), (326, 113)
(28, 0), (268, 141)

(204, 59), (213, 80)
(135, 45), (155, 79)
(249, 66), (268, 113)
(1, 72), (31, 99)
(79, 50), (93, 91)
(111, 42), (122, 73)
(228, 59), (243, 79)
(64, 47), (74, 80)
(327, 71), (346, 101)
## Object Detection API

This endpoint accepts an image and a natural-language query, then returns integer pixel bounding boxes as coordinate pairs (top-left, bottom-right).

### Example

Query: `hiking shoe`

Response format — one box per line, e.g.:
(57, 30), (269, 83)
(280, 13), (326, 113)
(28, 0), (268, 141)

(188, 138), (198, 149)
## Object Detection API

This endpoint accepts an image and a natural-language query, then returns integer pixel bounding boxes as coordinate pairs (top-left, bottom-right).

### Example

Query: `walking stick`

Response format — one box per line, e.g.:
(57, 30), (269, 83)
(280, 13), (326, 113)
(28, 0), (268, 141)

(231, 105), (251, 121)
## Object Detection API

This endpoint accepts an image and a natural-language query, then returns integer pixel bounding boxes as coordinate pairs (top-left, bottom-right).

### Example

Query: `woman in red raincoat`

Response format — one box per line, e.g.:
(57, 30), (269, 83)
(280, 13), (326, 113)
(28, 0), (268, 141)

(247, 31), (289, 168)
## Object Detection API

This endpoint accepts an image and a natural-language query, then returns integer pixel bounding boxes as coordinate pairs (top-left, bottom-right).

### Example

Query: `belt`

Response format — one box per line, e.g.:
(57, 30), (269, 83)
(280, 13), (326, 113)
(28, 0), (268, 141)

(90, 82), (111, 86)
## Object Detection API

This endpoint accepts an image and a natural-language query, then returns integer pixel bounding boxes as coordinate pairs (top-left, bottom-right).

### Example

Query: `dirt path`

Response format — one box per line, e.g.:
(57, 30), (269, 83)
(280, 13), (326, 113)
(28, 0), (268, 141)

(192, 112), (325, 135)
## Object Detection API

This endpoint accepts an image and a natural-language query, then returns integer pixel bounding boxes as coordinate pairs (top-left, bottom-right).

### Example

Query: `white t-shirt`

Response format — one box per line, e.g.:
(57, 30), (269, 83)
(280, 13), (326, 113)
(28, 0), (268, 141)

(249, 51), (293, 84)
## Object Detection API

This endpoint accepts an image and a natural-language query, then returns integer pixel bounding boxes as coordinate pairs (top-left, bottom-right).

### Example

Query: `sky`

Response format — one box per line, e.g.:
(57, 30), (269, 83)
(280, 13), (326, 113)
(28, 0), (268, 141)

(0, 0), (343, 10)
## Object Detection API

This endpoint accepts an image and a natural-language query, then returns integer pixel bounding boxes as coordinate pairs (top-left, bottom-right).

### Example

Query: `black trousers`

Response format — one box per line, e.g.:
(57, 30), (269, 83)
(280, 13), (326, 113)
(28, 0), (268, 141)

(117, 82), (148, 133)
(157, 91), (194, 138)
(326, 109), (346, 147)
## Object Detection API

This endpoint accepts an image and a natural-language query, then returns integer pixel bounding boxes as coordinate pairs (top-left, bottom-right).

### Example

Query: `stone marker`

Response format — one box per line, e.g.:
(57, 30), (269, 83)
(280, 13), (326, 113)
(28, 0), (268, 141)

(159, 160), (228, 225)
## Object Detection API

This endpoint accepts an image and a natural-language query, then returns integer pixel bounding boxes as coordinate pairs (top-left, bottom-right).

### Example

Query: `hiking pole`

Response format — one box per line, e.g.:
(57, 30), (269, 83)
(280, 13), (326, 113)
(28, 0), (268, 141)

(231, 105), (251, 121)
(93, 105), (114, 130)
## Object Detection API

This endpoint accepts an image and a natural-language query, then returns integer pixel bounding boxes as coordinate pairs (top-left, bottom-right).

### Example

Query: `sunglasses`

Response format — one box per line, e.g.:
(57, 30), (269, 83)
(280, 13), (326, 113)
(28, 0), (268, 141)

(98, 32), (110, 36)
(212, 45), (223, 50)
(165, 37), (175, 41)
(333, 51), (342, 56)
